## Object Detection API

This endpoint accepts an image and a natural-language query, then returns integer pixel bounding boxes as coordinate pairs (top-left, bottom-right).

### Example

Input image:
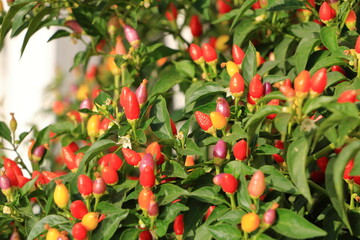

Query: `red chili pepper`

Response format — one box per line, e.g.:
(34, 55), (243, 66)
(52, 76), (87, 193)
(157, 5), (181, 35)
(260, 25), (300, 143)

(252, 1), (261, 10)
(122, 148), (141, 166)
(190, 15), (202, 37)
(72, 223), (87, 240)
(337, 90), (357, 103)
(189, 43), (203, 64)
(148, 199), (159, 217)
(139, 230), (153, 240)
(96, 39), (106, 53)
(213, 173), (238, 194)
(101, 166), (118, 185)
(204, 206), (215, 221)
(138, 188), (154, 210)
(331, 65), (345, 75)
(174, 214), (184, 236)
(247, 170), (266, 199)
(165, 3), (178, 22)
(310, 68), (327, 96)
(272, 154), (284, 163)
(145, 142), (164, 165)
(345, 10), (356, 31)
(99, 117), (112, 135)
(294, 70), (311, 95)
(202, 43), (217, 63)
(355, 36), (360, 54)
(32, 170), (46, 186)
(140, 166), (155, 188)
(233, 139), (248, 161)
(70, 200), (88, 220)
(217, 0), (232, 14)
(17, 176), (30, 188)
(310, 170), (325, 184)
(229, 72), (245, 98)
(42, 171), (58, 183)
(195, 111), (214, 133)
(317, 156), (329, 172)
(120, 87), (131, 108)
(249, 74), (264, 101)
(266, 99), (280, 119)
(77, 175), (93, 197)
(62, 144), (77, 171)
(343, 159), (354, 180)
(232, 44), (245, 65)
(124, 90), (140, 121)
(3, 157), (23, 178)
(319, 2), (336, 22)
(279, 85), (295, 99)
(170, 118), (177, 135)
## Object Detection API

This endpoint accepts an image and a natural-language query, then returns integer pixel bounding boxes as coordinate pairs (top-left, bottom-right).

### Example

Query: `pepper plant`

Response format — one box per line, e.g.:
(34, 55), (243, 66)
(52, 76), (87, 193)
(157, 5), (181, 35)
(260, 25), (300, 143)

(0, 0), (360, 239)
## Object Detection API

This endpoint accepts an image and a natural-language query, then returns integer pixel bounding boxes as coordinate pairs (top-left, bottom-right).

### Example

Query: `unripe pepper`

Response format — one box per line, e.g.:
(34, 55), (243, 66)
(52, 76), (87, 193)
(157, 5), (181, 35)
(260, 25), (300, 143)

(123, 24), (140, 48)
(107, 16), (120, 38)
(70, 200), (88, 220)
(190, 15), (202, 37)
(138, 188), (154, 210)
(210, 111), (227, 130)
(101, 166), (118, 185)
(136, 79), (148, 106)
(232, 45), (245, 66)
(229, 72), (245, 98)
(54, 179), (70, 209)
(0, 174), (12, 200)
(122, 148), (141, 166)
(241, 212), (260, 233)
(72, 222), (87, 240)
(107, 49), (121, 76)
(223, 61), (239, 77)
(93, 174), (106, 196)
(249, 74), (264, 101)
(233, 139), (248, 161)
(189, 43), (203, 64)
(77, 175), (93, 197)
(140, 153), (155, 172)
(124, 90), (140, 122)
(213, 139), (227, 168)
(81, 212), (99, 231)
(145, 142), (163, 165)
(294, 70), (310, 97)
(310, 68), (327, 96)
(87, 115), (101, 139)
(174, 214), (184, 239)
(319, 2), (336, 23)
(248, 170), (266, 199)
(195, 111), (215, 134)
(216, 97), (230, 118)
(45, 224), (61, 240)
(140, 166), (155, 188)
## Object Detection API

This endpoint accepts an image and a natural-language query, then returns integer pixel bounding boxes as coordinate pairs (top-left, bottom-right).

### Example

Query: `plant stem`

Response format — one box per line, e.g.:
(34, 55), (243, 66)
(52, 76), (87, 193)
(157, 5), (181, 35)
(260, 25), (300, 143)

(308, 180), (328, 196)
(229, 193), (237, 210)
(350, 193), (357, 210)
(235, 97), (240, 120)
(306, 143), (336, 163)
(85, 197), (92, 212)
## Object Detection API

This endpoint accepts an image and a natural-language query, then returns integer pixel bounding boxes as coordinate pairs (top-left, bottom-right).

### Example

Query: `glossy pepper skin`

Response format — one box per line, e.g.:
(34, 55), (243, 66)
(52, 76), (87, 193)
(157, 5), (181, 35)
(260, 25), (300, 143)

(233, 139), (248, 161)
(120, 87), (131, 108)
(232, 45), (245, 65)
(195, 111), (215, 134)
(77, 174), (93, 197)
(189, 43), (203, 64)
(54, 180), (70, 209)
(174, 214), (184, 236)
(249, 74), (264, 101)
(165, 2), (177, 22)
(190, 15), (202, 37)
(229, 72), (245, 98)
(247, 170), (266, 199)
(216, 97), (230, 118)
(82, 212), (99, 231)
(70, 200), (88, 220)
(202, 43), (217, 63)
(241, 212), (260, 233)
(122, 148), (141, 166)
(310, 68), (327, 96)
(87, 115), (101, 139)
(138, 188), (154, 210)
(124, 90), (140, 121)
(319, 2), (336, 23)
(210, 111), (227, 130)
(294, 70), (310, 97)
(72, 222), (88, 240)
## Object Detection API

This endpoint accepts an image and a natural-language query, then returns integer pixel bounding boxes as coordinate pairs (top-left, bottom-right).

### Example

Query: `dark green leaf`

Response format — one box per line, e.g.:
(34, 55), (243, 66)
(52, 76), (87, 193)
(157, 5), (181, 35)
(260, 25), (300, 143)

(49, 121), (76, 134)
(289, 22), (321, 39)
(26, 215), (69, 240)
(150, 96), (173, 140)
(0, 121), (12, 143)
(179, 138), (203, 156)
(260, 165), (299, 194)
(174, 60), (195, 78)
(294, 38), (320, 73)
(310, 56), (347, 74)
(287, 136), (312, 202)
(149, 66), (184, 97)
(186, 82), (225, 105)
(217, 209), (245, 224)
(326, 71), (348, 88)
(258, 91), (287, 104)
(242, 41), (257, 83)
(156, 183), (189, 205)
(182, 168), (206, 185)
(119, 228), (139, 240)
(256, 144), (281, 155)
(230, 0), (257, 30)
(267, 0), (304, 11)
(191, 187), (228, 205)
(233, 19), (258, 47)
(162, 160), (188, 179)
(302, 96), (334, 115)
(207, 223), (242, 240)
(47, 29), (70, 42)
(263, 75), (288, 84)
(320, 26), (338, 52)
(274, 113), (291, 140)
(70, 51), (87, 71)
(272, 208), (327, 239)
(20, 177), (38, 196)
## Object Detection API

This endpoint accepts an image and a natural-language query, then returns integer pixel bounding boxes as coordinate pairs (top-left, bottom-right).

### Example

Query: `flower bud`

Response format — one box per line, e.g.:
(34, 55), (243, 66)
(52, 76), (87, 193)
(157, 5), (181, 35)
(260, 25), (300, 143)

(10, 113), (17, 133)
(248, 170), (266, 199)
(216, 97), (230, 118)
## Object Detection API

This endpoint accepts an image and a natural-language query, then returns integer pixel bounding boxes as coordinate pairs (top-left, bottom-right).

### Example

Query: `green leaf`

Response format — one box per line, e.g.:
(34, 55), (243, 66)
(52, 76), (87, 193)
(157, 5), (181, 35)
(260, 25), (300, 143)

(230, 0), (257, 30)
(274, 113), (291, 139)
(294, 38), (320, 73)
(194, 225), (213, 240)
(49, 121), (76, 134)
(156, 202), (189, 237)
(289, 22), (321, 39)
(0, 121), (12, 143)
(27, 215), (69, 240)
(233, 19), (258, 47)
(260, 165), (299, 194)
(286, 136), (312, 202)
(258, 91), (287, 104)
(174, 60), (195, 78)
(19, 127), (33, 143)
(326, 141), (360, 234)
(320, 26), (338, 52)
(47, 29), (70, 42)
(94, 91), (112, 106)
(326, 71), (348, 88)
(179, 138), (203, 156)
(182, 168), (206, 185)
(302, 96), (334, 115)
(263, 75), (288, 84)
(149, 66), (184, 97)
(310, 56), (347, 74)
(156, 183), (189, 205)
(207, 223), (242, 240)
(217, 209), (245, 224)
(150, 96), (173, 140)
(20, 177), (38, 196)
(258, 60), (281, 76)
(162, 160), (188, 179)
(119, 228), (139, 240)
(242, 41), (257, 83)
(256, 144), (281, 155)
(11, 2), (36, 38)
(350, 151), (360, 176)
(70, 51), (87, 71)
(21, 7), (53, 56)
(191, 187), (228, 205)
(272, 208), (327, 239)
(186, 82), (225, 105)
(267, 0), (304, 11)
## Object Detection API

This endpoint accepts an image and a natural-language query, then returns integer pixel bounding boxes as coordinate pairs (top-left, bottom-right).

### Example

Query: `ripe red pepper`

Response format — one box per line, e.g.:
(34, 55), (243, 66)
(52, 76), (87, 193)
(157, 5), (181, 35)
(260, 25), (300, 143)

(138, 188), (154, 210)
(122, 148), (141, 166)
(3, 157), (23, 178)
(233, 139), (248, 161)
(65, 20), (83, 34)
(195, 111), (214, 134)
(337, 90), (357, 103)
(217, 0), (232, 14)
(229, 72), (245, 98)
(145, 142), (164, 165)
(266, 99), (280, 119)
(165, 3), (178, 22)
(213, 173), (238, 193)
(249, 74), (264, 101)
(70, 200), (88, 220)
(343, 159), (354, 180)
(355, 36), (360, 54)
(247, 170), (266, 199)
(42, 171), (59, 183)
(310, 68), (327, 96)
(190, 15), (202, 37)
(294, 70), (311, 95)
(345, 10), (356, 31)
(17, 176), (30, 188)
(72, 223), (88, 240)
(101, 166), (118, 185)
(77, 174), (93, 197)
(202, 43), (217, 63)
(331, 65), (345, 75)
(140, 166), (155, 188)
(62, 142), (78, 171)
(120, 87), (131, 108)
(170, 118), (177, 135)
(32, 170), (46, 186)
(272, 154), (284, 163)
(310, 170), (325, 184)
(189, 43), (203, 64)
(204, 206), (215, 221)
(279, 85), (295, 99)
(124, 90), (140, 121)
(232, 44), (245, 65)
(317, 156), (329, 172)
(174, 214), (184, 236)
(319, 2), (336, 22)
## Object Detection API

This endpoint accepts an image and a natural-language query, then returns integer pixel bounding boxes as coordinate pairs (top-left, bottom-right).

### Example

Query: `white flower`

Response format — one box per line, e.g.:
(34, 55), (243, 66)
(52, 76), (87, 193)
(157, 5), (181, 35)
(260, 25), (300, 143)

(3, 206), (11, 214)
(118, 135), (132, 149)
(300, 118), (316, 132)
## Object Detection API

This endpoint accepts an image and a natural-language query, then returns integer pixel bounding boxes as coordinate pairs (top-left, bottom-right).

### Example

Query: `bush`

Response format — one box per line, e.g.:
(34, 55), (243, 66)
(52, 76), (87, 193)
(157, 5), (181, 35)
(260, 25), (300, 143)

(0, 0), (359, 239)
